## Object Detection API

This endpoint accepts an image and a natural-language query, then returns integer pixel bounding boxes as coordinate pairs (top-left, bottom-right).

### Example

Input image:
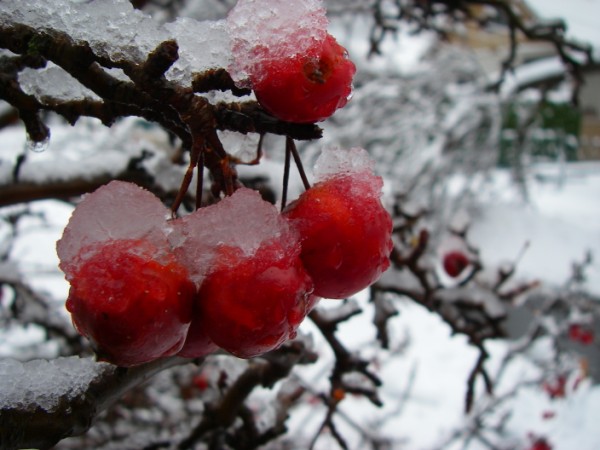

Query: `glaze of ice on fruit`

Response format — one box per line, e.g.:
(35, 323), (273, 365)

(56, 181), (171, 278)
(313, 147), (375, 181)
(169, 188), (300, 286)
(226, 0), (329, 85)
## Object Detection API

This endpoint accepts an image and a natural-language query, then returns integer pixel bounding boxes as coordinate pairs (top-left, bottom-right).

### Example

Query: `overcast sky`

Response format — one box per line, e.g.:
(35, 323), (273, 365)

(527, 0), (600, 47)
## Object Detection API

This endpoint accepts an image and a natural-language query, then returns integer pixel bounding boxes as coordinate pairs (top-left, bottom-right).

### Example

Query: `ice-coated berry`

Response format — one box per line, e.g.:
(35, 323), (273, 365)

(65, 239), (195, 367)
(252, 34), (356, 123)
(196, 242), (314, 359)
(283, 173), (393, 299)
(443, 251), (470, 278)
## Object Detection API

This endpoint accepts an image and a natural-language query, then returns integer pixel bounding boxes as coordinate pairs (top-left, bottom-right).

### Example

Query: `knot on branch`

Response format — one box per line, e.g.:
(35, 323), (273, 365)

(193, 68), (252, 97)
(143, 39), (179, 79)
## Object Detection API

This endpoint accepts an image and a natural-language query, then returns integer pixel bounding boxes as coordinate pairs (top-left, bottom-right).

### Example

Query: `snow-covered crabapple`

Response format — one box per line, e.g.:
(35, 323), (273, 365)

(283, 173), (393, 299)
(443, 251), (470, 278)
(65, 239), (195, 367)
(195, 242), (314, 359)
(251, 34), (356, 123)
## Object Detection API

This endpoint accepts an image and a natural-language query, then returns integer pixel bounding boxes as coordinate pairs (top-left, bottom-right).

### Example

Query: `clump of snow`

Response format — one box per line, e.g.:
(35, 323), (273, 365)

(0, 357), (110, 412)
(164, 18), (232, 85)
(312, 147), (384, 200)
(226, 0), (329, 85)
(0, 0), (169, 64)
(2, 0), (232, 90)
(313, 147), (375, 181)
(19, 64), (100, 102)
(217, 130), (262, 164)
(169, 188), (298, 285)
(56, 181), (171, 277)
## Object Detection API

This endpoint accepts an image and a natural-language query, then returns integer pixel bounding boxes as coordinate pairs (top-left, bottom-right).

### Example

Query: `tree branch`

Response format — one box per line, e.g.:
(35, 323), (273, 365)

(0, 356), (194, 450)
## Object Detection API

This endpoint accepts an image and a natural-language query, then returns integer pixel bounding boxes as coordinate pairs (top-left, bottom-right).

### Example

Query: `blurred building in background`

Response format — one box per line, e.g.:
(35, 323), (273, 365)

(449, 0), (600, 161)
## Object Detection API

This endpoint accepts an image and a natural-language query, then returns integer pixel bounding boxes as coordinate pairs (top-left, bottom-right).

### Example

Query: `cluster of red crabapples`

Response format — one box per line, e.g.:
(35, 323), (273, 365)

(57, 158), (393, 366)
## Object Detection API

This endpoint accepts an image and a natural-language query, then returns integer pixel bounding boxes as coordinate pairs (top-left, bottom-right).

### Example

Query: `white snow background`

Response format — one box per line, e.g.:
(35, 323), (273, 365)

(1, 0), (599, 448)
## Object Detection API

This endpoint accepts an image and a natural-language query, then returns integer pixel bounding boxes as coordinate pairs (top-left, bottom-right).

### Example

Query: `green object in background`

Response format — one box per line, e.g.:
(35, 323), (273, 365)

(498, 101), (581, 168)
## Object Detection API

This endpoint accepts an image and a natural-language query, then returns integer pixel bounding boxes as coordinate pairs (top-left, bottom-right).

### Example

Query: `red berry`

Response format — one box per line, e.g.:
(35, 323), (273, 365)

(197, 242), (314, 359)
(568, 323), (582, 341)
(542, 410), (556, 420)
(568, 323), (594, 345)
(66, 239), (195, 367)
(580, 329), (595, 345)
(251, 34), (356, 123)
(192, 373), (210, 391)
(542, 374), (568, 399)
(529, 437), (553, 450)
(443, 251), (470, 278)
(283, 174), (393, 299)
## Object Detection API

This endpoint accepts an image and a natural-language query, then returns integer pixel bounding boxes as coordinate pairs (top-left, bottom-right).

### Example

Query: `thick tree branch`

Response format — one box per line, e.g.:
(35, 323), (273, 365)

(0, 356), (193, 450)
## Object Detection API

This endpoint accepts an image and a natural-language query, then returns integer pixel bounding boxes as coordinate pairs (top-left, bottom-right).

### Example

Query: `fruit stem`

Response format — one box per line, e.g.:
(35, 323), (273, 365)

(281, 136), (292, 211)
(171, 139), (205, 217)
(195, 145), (205, 209)
(287, 137), (311, 191)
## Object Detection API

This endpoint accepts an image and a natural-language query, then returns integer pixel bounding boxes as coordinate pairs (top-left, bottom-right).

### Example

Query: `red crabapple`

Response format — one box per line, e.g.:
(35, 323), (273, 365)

(65, 239), (194, 367)
(528, 437), (553, 450)
(283, 173), (393, 299)
(251, 34), (356, 123)
(196, 242), (314, 359)
(443, 251), (470, 278)
(542, 374), (568, 399)
(568, 323), (594, 345)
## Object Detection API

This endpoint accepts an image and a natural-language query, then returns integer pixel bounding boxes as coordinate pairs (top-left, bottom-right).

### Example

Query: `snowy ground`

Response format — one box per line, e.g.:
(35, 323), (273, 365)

(468, 162), (600, 296)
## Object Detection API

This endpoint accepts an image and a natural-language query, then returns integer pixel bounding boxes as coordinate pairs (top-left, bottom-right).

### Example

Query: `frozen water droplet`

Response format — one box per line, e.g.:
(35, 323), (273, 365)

(26, 136), (50, 153)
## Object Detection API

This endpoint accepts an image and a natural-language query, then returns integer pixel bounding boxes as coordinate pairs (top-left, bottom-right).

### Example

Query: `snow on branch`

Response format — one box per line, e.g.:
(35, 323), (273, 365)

(0, 356), (190, 450)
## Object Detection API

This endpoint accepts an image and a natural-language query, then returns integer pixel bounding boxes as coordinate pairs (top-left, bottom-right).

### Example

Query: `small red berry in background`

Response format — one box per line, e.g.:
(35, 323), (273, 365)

(283, 173), (393, 299)
(192, 373), (210, 392)
(251, 34), (356, 123)
(528, 436), (553, 450)
(541, 410), (556, 420)
(542, 374), (568, 400)
(65, 239), (195, 367)
(568, 323), (595, 345)
(197, 242), (314, 359)
(443, 251), (470, 278)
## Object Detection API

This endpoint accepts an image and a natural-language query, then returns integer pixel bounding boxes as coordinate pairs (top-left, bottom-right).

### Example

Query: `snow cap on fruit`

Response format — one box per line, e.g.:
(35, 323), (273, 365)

(227, 0), (328, 85)
(56, 181), (172, 279)
(169, 188), (301, 286)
